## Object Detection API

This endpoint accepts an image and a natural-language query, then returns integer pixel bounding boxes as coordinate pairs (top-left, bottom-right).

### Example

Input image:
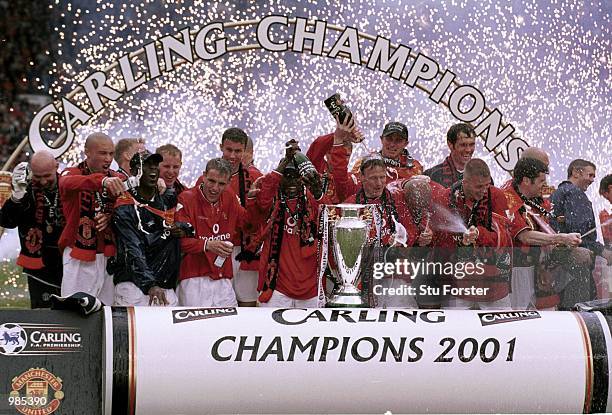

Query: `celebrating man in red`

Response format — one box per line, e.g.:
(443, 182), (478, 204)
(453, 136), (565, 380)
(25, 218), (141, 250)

(219, 127), (263, 307)
(305, 118), (363, 204)
(503, 157), (582, 310)
(432, 158), (514, 309)
(156, 144), (187, 195)
(329, 119), (422, 307)
(175, 158), (250, 307)
(58, 132), (124, 305)
(250, 143), (325, 308)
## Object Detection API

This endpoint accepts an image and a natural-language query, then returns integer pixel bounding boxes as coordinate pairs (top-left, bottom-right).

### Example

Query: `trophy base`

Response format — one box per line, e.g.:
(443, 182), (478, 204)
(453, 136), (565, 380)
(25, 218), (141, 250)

(326, 286), (367, 308)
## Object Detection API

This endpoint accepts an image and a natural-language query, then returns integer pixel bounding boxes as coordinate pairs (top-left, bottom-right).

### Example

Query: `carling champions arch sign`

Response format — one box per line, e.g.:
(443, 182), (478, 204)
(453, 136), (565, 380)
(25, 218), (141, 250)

(26, 16), (529, 171)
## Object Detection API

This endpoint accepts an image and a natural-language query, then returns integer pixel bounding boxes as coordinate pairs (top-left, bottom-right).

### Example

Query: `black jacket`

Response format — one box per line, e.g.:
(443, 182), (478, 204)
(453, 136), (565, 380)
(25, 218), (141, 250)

(550, 180), (604, 256)
(109, 189), (188, 294)
(0, 186), (63, 283)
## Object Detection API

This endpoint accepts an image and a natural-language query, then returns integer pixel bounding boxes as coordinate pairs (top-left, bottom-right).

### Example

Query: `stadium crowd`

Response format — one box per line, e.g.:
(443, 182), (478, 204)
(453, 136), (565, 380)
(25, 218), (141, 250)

(1, 115), (611, 311)
(0, 0), (56, 165)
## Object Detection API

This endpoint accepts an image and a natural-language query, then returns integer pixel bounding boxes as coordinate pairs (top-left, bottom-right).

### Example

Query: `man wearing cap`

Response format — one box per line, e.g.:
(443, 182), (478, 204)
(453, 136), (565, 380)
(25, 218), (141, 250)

(329, 118), (419, 244)
(58, 132), (124, 305)
(0, 151), (65, 308)
(350, 121), (423, 182)
(218, 127), (263, 307)
(110, 151), (192, 306)
(424, 123), (476, 188)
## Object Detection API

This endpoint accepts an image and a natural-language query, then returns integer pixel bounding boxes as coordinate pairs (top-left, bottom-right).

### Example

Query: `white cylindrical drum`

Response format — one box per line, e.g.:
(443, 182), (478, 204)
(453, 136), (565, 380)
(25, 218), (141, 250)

(104, 307), (612, 414)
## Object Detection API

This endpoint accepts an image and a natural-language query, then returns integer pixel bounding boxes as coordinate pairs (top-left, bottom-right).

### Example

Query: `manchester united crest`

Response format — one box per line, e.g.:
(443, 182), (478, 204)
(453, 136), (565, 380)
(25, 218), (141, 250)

(9, 368), (64, 415)
(77, 216), (95, 246)
(24, 228), (43, 255)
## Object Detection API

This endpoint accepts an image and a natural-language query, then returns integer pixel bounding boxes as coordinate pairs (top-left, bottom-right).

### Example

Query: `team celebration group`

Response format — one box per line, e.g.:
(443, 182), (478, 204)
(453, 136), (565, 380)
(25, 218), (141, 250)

(1, 116), (611, 311)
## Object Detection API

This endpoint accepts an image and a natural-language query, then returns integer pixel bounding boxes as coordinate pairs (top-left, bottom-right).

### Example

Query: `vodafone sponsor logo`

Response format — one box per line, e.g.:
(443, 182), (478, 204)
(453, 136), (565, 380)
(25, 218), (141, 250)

(172, 308), (237, 324)
(478, 311), (541, 326)
(199, 232), (231, 244)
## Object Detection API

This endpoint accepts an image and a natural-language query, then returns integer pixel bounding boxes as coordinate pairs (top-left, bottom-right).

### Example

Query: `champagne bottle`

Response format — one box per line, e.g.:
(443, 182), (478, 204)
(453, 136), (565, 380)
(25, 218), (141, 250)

(292, 151), (317, 178)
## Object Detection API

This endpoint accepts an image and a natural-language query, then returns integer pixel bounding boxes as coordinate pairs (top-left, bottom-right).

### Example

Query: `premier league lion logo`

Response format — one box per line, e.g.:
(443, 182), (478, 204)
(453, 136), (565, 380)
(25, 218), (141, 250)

(0, 323), (27, 355)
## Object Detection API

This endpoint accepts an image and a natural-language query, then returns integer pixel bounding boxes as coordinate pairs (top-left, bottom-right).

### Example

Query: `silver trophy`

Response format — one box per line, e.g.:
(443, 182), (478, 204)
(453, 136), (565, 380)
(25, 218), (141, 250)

(327, 204), (369, 307)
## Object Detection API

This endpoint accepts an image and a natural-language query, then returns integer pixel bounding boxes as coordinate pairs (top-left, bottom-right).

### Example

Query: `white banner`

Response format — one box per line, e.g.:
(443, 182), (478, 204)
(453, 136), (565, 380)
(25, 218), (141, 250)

(109, 307), (610, 414)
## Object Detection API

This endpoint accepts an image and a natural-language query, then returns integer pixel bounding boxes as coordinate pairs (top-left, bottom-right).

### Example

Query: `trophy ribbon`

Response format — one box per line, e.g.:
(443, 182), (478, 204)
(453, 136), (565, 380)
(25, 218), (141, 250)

(316, 205), (330, 307)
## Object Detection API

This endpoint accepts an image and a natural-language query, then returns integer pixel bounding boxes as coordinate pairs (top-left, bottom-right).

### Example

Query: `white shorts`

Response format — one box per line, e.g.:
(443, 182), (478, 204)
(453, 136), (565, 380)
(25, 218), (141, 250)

(61, 247), (115, 306)
(510, 266), (536, 310)
(231, 246), (259, 302)
(443, 295), (511, 310)
(177, 277), (238, 307)
(258, 290), (318, 308)
(114, 282), (178, 307)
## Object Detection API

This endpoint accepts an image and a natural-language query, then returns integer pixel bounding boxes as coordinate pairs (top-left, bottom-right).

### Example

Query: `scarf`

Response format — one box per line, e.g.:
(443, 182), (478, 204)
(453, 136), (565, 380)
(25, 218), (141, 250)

(74, 161), (115, 256)
(380, 149), (415, 169)
(258, 189), (316, 302)
(511, 183), (552, 219)
(17, 179), (64, 269)
(355, 188), (398, 240)
(115, 190), (176, 229)
(438, 156), (463, 188)
(235, 163), (260, 262)
(449, 181), (492, 231)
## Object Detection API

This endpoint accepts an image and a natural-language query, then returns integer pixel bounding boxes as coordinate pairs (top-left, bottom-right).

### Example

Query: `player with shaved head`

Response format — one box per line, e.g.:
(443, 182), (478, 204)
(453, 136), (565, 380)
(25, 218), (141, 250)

(58, 132), (124, 305)
(0, 151), (65, 308)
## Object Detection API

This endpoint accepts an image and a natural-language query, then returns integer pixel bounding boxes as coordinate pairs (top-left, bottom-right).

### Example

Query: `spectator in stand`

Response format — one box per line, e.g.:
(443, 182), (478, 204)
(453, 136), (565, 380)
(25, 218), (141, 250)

(0, 0), (57, 167)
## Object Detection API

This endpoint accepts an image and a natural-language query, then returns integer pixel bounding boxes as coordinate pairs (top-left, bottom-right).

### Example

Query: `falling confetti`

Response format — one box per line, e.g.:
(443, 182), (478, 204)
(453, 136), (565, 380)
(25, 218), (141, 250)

(33, 1), (609, 196)
(3, 1), (610, 304)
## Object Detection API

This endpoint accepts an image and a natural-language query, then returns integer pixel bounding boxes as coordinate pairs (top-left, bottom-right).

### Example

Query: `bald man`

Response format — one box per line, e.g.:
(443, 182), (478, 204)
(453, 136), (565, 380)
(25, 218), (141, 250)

(58, 132), (124, 305)
(0, 152), (65, 308)
(520, 147), (550, 166)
